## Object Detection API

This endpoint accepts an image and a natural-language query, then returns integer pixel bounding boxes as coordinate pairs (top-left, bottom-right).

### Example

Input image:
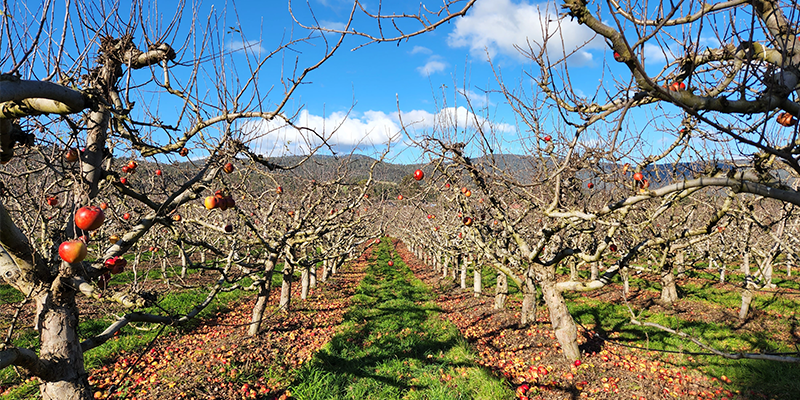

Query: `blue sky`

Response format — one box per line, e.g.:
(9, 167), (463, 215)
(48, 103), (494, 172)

(8, 0), (716, 165)
(216, 0), (617, 164)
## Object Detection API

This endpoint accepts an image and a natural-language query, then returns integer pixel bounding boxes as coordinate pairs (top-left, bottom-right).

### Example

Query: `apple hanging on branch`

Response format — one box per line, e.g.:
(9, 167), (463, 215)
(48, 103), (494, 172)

(59, 240), (88, 264)
(75, 206), (105, 231)
(413, 169), (424, 181)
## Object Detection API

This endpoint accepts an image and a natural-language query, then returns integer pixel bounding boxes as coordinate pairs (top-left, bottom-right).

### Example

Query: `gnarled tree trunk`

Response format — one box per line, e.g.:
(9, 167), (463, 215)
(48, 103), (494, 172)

(520, 268), (537, 326)
(37, 291), (92, 400)
(494, 272), (508, 309)
(279, 262), (294, 313)
(659, 261), (679, 305)
(249, 253), (278, 335)
(540, 278), (581, 361)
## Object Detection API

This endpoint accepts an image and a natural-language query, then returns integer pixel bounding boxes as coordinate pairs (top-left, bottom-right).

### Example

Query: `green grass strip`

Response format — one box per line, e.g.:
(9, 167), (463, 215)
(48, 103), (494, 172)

(288, 239), (513, 400)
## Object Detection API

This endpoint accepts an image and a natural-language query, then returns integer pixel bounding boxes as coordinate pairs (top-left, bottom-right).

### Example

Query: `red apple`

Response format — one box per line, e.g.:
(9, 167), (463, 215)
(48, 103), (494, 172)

(777, 112), (796, 127)
(120, 177), (128, 185)
(104, 256), (127, 274)
(121, 165), (130, 173)
(633, 172), (644, 181)
(172, 214), (182, 221)
(669, 81), (686, 91)
(609, 244), (617, 252)
(127, 160), (137, 169)
(464, 190), (472, 197)
(413, 169), (424, 181)
(223, 162), (234, 173)
(122, 213), (131, 220)
(155, 169), (162, 176)
(397, 194), (403, 200)
(445, 183), (450, 188)
(574, 359), (582, 367)
(59, 240), (87, 263)
(543, 135), (552, 142)
(204, 196), (219, 210)
(100, 202), (108, 210)
(276, 186), (283, 194)
(224, 224), (233, 233)
(388, 260), (394, 267)
(65, 148), (79, 163)
(179, 148), (189, 157)
(47, 196), (58, 206)
(75, 206), (105, 231)
(587, 182), (594, 189)
(463, 217), (474, 226)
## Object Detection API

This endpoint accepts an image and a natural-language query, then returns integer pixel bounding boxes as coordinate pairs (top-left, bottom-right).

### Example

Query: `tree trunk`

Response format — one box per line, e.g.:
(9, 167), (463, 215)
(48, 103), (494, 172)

(37, 292), (92, 400)
(249, 253), (278, 335)
(279, 262), (294, 313)
(659, 263), (678, 305)
(520, 269), (537, 326)
(442, 254), (448, 278)
(622, 266), (629, 297)
(676, 250), (685, 278)
(494, 272), (508, 309)
(300, 265), (310, 300)
(540, 279), (581, 361)
(459, 254), (467, 289)
(739, 288), (753, 322)
(310, 265), (317, 288)
(321, 259), (330, 282)
(590, 262), (598, 281)
(473, 266), (482, 298)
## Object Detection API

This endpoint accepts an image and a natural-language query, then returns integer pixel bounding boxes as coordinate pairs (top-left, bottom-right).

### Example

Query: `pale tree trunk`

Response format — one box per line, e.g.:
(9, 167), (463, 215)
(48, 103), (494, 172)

(739, 288), (753, 322)
(520, 268), (537, 326)
(301, 265), (310, 300)
(320, 259), (330, 282)
(473, 265), (482, 298)
(676, 250), (685, 278)
(569, 261), (578, 281)
(494, 272), (508, 309)
(459, 254), (467, 289)
(37, 292), (92, 400)
(719, 262), (726, 283)
(590, 262), (598, 281)
(442, 254), (449, 278)
(310, 265), (316, 288)
(659, 261), (679, 305)
(249, 253), (278, 336)
(279, 262), (294, 313)
(540, 278), (581, 361)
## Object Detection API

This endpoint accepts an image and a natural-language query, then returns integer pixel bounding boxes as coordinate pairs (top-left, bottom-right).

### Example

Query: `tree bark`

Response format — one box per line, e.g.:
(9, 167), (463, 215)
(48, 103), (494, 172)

(248, 253), (277, 336)
(37, 291), (92, 400)
(739, 288), (753, 322)
(459, 254), (467, 289)
(279, 262), (294, 313)
(520, 269), (537, 326)
(590, 262), (598, 281)
(300, 265), (310, 300)
(659, 262), (679, 305)
(494, 272), (508, 309)
(541, 279), (581, 361)
(473, 266), (482, 298)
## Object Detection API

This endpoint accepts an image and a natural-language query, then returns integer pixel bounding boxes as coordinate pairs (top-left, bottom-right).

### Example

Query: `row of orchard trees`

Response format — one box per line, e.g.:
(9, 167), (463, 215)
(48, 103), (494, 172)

(391, 0), (800, 363)
(0, 0), (466, 398)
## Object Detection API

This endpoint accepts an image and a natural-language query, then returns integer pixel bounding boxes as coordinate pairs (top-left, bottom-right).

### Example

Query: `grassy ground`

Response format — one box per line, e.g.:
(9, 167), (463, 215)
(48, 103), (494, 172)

(287, 240), (513, 400)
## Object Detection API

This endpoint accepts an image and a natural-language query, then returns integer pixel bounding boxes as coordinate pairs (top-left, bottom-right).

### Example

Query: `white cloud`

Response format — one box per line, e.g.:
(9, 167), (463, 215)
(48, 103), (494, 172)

(243, 110), (402, 156)
(447, 0), (602, 66)
(242, 107), (515, 156)
(457, 88), (492, 107)
(417, 59), (447, 76)
(399, 107), (515, 135)
(410, 45), (433, 55)
(226, 40), (265, 55)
